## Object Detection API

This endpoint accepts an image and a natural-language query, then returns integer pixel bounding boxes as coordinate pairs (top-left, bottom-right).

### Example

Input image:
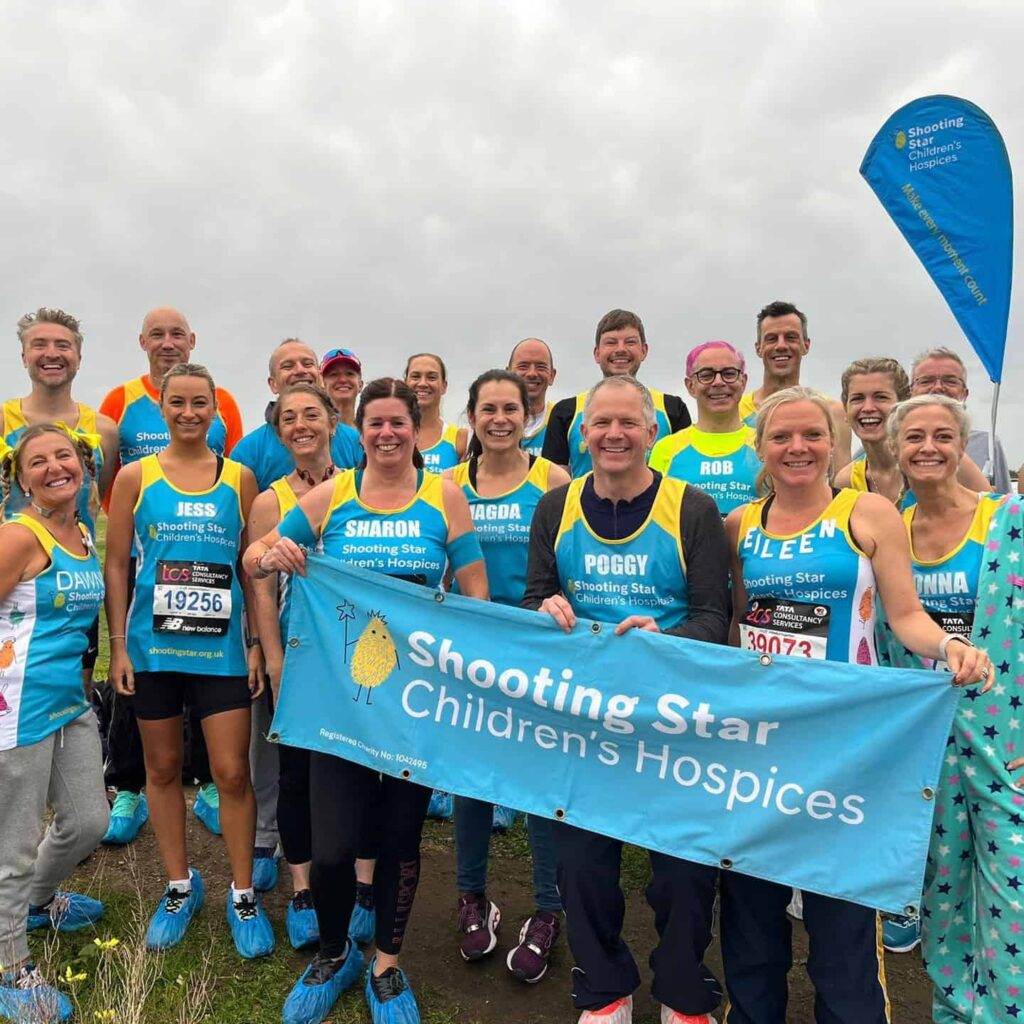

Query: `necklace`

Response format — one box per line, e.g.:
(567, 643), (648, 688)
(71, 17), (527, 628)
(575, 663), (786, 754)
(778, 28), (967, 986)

(296, 464), (336, 488)
(30, 501), (74, 525)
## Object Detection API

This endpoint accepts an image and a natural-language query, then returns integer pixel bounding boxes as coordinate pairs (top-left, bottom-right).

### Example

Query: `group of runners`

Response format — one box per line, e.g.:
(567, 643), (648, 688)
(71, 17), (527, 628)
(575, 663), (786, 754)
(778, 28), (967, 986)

(0, 299), (1018, 1024)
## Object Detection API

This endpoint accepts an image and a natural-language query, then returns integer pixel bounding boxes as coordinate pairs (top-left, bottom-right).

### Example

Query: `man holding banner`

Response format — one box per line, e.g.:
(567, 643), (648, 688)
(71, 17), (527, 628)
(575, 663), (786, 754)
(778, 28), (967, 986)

(523, 374), (730, 1024)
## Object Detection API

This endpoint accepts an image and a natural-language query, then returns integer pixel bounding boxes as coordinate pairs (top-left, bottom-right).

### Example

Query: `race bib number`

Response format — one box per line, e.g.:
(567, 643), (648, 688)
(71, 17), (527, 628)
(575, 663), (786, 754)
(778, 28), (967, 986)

(926, 610), (974, 672)
(153, 561), (233, 636)
(741, 599), (830, 660)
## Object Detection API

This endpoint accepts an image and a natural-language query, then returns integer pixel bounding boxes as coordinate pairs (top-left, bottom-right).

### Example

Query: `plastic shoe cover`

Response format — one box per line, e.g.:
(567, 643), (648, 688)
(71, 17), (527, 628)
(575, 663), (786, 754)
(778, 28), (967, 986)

(349, 903), (376, 945)
(660, 1006), (718, 1024)
(227, 890), (275, 958)
(365, 958), (421, 1024)
(282, 942), (365, 1024)
(426, 790), (453, 820)
(193, 783), (222, 835)
(26, 891), (104, 932)
(578, 995), (633, 1024)
(491, 805), (518, 831)
(101, 791), (148, 845)
(146, 869), (205, 951)
(0, 964), (73, 1023)
(287, 891), (320, 950)
(253, 846), (281, 892)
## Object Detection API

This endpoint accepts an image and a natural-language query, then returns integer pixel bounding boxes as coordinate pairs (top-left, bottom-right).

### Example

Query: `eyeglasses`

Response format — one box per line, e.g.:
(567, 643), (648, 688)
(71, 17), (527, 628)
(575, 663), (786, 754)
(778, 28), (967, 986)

(912, 375), (965, 390)
(690, 367), (743, 385)
(323, 347), (359, 361)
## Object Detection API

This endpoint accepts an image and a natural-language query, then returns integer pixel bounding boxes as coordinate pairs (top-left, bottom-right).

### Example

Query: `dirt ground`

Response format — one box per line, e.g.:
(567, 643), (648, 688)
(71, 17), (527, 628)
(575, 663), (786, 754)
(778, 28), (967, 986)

(80, 798), (935, 1023)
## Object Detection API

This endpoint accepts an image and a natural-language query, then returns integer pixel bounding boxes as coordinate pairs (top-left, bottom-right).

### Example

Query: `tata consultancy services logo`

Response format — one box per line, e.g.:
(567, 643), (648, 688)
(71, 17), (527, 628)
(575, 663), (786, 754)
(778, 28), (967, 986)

(894, 130), (907, 150)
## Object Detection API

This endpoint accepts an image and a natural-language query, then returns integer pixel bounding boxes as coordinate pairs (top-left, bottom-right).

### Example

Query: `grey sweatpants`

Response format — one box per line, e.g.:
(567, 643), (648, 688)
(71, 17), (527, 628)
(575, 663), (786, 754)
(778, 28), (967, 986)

(0, 712), (109, 968)
(250, 689), (280, 850)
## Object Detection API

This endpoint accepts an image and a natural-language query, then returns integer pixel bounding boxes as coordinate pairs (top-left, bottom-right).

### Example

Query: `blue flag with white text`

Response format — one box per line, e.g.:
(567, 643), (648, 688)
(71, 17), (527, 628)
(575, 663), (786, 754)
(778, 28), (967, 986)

(272, 557), (959, 914)
(860, 95), (1013, 383)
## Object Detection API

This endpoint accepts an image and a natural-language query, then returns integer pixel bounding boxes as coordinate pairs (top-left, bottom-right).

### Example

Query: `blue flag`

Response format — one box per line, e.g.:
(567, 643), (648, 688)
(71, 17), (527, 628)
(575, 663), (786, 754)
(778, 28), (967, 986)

(272, 557), (959, 914)
(860, 95), (1013, 383)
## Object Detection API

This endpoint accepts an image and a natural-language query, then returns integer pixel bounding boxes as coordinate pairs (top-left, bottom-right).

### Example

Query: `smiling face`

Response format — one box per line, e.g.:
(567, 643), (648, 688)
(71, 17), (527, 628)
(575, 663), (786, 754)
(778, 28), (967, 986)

(911, 355), (969, 402)
(685, 348), (746, 418)
(593, 325), (648, 378)
(140, 308), (195, 379)
(759, 400), (834, 490)
(323, 364), (363, 408)
(17, 431), (84, 507)
(469, 380), (526, 453)
(270, 342), (320, 394)
(844, 372), (900, 445)
(277, 390), (335, 461)
(360, 397), (419, 471)
(160, 374), (215, 442)
(581, 385), (657, 475)
(508, 339), (556, 404)
(896, 405), (965, 487)
(756, 313), (809, 380)
(21, 321), (81, 390)
(405, 356), (446, 412)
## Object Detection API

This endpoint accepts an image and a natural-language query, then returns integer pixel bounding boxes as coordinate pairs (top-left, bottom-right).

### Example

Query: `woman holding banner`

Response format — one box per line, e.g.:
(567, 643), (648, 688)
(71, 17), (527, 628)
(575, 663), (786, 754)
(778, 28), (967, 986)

(445, 369), (569, 980)
(722, 386), (992, 1024)
(877, 394), (1014, 1020)
(246, 377), (486, 1024)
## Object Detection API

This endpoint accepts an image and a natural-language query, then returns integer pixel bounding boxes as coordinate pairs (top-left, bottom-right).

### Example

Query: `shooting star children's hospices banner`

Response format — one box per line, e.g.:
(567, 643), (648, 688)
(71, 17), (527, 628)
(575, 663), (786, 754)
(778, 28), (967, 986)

(860, 94), (1013, 384)
(271, 557), (959, 915)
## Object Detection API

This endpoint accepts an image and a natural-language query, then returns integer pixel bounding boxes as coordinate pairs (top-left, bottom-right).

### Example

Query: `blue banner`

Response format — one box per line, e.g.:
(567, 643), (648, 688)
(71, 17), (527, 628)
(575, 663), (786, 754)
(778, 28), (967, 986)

(860, 95), (1013, 383)
(272, 557), (959, 914)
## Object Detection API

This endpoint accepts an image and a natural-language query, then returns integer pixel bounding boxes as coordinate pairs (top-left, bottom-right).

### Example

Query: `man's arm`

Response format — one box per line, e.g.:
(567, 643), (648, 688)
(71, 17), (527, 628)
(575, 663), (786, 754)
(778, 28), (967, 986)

(663, 393), (692, 433)
(539, 397), (576, 470)
(664, 486), (731, 645)
(521, 486), (569, 610)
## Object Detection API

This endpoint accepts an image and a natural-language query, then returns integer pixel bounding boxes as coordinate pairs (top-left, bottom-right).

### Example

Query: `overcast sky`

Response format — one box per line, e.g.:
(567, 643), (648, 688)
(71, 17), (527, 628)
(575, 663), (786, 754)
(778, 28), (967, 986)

(3, 0), (1020, 467)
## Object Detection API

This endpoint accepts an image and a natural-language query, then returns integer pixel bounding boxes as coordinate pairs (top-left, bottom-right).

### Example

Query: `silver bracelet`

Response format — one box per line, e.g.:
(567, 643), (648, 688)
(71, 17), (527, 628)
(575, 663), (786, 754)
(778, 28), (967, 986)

(939, 633), (973, 661)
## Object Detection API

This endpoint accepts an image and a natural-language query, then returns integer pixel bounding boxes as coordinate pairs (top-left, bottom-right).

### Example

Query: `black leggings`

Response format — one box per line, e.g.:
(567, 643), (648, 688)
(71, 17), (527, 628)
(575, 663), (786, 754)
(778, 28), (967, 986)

(309, 752), (431, 957)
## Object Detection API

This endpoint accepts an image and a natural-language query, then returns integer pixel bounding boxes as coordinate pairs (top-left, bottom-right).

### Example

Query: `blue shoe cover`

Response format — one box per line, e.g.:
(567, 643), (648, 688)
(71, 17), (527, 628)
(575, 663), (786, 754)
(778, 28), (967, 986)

(227, 889), (275, 958)
(282, 942), (365, 1024)
(426, 790), (453, 820)
(193, 784), (222, 835)
(348, 902), (376, 945)
(0, 965), (73, 1022)
(253, 847), (281, 892)
(27, 891), (104, 932)
(102, 791), (148, 845)
(365, 959), (421, 1024)
(146, 869), (204, 951)
(287, 892), (320, 950)
(491, 805), (518, 831)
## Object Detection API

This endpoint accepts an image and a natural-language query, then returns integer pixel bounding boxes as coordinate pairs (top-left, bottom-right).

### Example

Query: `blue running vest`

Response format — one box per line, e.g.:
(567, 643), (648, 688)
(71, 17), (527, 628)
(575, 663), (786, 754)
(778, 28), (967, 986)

(553, 474), (689, 627)
(521, 403), (554, 458)
(420, 423), (462, 473)
(0, 515), (103, 749)
(565, 389), (673, 477)
(128, 455), (247, 675)
(737, 489), (878, 664)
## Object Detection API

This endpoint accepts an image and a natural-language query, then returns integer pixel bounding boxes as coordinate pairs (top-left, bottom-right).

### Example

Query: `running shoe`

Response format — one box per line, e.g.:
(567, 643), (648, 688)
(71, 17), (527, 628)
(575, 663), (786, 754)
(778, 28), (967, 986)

(882, 913), (921, 953)
(578, 995), (633, 1024)
(282, 941), (365, 1024)
(252, 845), (281, 892)
(26, 891), (104, 932)
(101, 790), (148, 845)
(426, 790), (453, 820)
(193, 783), (222, 835)
(491, 805), (518, 831)
(287, 889), (320, 950)
(365, 958), (420, 1024)
(0, 963), (73, 1023)
(457, 892), (500, 961)
(226, 890), (275, 959)
(349, 882), (376, 945)
(146, 870), (204, 951)
(506, 910), (560, 982)
(660, 1008), (717, 1024)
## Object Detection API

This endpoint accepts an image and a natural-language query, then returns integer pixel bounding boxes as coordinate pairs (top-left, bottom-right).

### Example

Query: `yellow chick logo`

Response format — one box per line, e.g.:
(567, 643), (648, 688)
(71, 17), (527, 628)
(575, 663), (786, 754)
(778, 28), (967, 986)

(566, 578), (576, 595)
(894, 130), (907, 150)
(348, 611), (399, 705)
(53, 592), (66, 610)
(148, 524), (158, 540)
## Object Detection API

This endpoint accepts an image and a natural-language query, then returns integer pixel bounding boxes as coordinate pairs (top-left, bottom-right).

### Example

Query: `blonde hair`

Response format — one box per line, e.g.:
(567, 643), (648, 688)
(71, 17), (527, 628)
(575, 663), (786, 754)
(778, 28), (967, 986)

(754, 386), (836, 497)
(886, 394), (970, 450)
(160, 362), (217, 403)
(840, 357), (911, 406)
(1, 423), (95, 512)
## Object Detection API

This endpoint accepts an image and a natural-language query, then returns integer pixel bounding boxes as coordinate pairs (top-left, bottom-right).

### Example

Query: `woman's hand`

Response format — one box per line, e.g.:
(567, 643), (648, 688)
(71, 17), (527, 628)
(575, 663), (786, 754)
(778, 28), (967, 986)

(614, 615), (661, 636)
(259, 538), (308, 577)
(109, 646), (135, 697)
(540, 594), (576, 633)
(946, 640), (994, 691)
(247, 646), (266, 701)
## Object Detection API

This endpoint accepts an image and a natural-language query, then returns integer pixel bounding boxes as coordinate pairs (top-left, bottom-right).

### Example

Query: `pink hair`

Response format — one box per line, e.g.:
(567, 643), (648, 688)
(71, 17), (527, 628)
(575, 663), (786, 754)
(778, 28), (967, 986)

(685, 340), (746, 376)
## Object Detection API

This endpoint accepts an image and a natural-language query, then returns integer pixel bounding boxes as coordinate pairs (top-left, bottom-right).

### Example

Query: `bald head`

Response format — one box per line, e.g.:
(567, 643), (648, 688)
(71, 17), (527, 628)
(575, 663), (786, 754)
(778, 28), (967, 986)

(139, 307), (196, 385)
(507, 337), (556, 413)
(268, 338), (320, 394)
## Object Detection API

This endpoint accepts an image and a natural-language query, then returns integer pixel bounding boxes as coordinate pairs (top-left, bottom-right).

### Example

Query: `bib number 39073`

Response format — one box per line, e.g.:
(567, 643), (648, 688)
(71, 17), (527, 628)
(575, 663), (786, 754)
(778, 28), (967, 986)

(741, 599), (830, 660)
(153, 560), (232, 636)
